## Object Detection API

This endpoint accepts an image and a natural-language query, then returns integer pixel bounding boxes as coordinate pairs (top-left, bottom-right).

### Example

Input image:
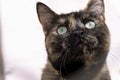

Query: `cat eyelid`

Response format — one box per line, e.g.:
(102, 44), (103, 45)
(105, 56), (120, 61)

(57, 25), (66, 28)
(57, 24), (69, 30)
(82, 18), (94, 24)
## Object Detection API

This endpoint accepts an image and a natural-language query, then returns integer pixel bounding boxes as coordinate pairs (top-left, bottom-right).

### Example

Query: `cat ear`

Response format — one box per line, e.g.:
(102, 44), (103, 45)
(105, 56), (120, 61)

(37, 2), (57, 35)
(85, 0), (105, 21)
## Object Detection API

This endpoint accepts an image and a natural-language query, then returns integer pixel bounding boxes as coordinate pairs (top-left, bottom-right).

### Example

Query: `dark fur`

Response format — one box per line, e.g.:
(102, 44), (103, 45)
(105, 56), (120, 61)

(37, 0), (110, 80)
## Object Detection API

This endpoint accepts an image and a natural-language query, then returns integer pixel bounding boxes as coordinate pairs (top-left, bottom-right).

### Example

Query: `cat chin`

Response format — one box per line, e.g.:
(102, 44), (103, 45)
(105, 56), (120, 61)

(50, 60), (85, 76)
(49, 53), (107, 77)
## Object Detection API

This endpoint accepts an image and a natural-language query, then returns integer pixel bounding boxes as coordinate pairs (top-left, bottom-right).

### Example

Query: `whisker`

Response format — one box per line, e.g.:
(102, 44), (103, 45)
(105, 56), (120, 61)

(86, 50), (95, 64)
(84, 46), (95, 64)
(59, 51), (65, 77)
(63, 48), (70, 71)
(59, 48), (70, 76)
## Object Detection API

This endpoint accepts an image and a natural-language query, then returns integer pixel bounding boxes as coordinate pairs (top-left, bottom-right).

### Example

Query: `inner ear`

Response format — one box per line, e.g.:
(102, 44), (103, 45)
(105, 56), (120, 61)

(85, 0), (105, 21)
(36, 2), (58, 35)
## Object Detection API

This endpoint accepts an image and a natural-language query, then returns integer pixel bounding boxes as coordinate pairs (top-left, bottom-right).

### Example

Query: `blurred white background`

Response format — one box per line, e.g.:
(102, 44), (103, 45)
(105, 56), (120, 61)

(1, 0), (120, 80)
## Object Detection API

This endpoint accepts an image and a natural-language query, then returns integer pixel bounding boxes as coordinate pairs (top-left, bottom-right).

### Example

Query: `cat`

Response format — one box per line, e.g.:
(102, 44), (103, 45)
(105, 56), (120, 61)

(36, 0), (111, 80)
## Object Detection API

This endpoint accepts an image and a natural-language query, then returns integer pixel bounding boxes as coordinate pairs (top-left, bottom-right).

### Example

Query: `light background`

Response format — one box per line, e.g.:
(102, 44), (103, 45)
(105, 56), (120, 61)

(1, 0), (120, 80)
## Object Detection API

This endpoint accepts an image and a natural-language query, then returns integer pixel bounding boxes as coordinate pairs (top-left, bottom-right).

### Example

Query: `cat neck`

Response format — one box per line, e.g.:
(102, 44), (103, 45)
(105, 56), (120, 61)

(65, 60), (109, 80)
(41, 55), (110, 80)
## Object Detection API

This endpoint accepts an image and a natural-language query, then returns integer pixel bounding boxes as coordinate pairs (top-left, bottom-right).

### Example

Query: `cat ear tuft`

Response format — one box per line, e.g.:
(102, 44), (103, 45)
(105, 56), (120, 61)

(85, 0), (105, 21)
(36, 2), (57, 35)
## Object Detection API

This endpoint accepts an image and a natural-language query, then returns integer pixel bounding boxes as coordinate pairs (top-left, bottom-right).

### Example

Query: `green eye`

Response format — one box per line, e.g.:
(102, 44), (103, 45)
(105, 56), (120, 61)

(85, 21), (95, 29)
(57, 26), (67, 35)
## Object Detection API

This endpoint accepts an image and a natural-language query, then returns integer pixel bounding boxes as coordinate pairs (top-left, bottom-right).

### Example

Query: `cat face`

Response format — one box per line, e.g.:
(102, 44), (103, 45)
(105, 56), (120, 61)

(37, 0), (110, 76)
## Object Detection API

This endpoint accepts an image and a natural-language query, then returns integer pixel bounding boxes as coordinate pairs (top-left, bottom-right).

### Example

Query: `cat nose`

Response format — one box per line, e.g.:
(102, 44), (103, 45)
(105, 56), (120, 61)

(73, 30), (84, 37)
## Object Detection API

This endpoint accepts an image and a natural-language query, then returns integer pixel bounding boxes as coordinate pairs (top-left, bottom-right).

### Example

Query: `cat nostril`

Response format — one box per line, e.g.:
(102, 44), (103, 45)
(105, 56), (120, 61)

(80, 31), (84, 35)
(74, 30), (84, 37)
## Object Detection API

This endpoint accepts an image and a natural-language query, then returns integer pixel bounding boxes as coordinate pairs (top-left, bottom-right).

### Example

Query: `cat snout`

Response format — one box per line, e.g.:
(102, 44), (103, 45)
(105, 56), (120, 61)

(73, 30), (85, 37)
(73, 30), (84, 37)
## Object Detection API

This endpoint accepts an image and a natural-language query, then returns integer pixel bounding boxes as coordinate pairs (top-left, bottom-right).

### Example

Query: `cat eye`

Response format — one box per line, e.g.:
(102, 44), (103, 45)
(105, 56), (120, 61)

(85, 21), (95, 29)
(57, 26), (67, 35)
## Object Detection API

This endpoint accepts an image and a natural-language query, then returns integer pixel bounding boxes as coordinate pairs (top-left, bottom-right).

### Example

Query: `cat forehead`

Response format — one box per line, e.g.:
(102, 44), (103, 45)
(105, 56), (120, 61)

(56, 12), (90, 29)
(57, 12), (90, 23)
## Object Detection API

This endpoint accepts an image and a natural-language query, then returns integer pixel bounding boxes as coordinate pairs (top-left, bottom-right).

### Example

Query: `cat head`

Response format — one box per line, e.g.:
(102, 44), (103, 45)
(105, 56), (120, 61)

(37, 0), (110, 76)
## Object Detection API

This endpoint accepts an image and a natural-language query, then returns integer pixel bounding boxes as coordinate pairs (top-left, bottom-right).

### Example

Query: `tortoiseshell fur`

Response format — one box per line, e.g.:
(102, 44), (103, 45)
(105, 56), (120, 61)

(37, 0), (110, 80)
